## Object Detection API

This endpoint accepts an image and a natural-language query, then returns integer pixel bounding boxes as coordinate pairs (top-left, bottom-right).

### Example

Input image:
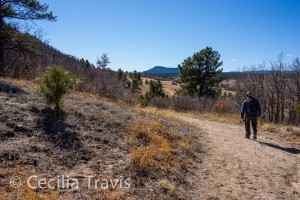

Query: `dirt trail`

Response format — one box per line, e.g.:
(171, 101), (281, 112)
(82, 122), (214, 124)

(180, 116), (300, 200)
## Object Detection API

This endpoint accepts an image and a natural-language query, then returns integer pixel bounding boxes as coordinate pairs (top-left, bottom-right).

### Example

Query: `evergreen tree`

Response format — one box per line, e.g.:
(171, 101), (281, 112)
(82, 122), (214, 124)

(131, 78), (139, 92)
(140, 80), (166, 106)
(36, 66), (78, 114)
(85, 59), (91, 68)
(117, 68), (124, 80)
(80, 58), (86, 68)
(148, 80), (166, 98)
(177, 46), (223, 97)
(0, 0), (56, 76)
(130, 70), (143, 92)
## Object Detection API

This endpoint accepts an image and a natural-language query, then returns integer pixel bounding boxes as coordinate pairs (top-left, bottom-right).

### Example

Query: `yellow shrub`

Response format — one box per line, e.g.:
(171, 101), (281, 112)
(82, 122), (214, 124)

(129, 121), (151, 144)
(129, 120), (176, 173)
(159, 140), (170, 155)
(179, 137), (190, 151)
(131, 147), (156, 172)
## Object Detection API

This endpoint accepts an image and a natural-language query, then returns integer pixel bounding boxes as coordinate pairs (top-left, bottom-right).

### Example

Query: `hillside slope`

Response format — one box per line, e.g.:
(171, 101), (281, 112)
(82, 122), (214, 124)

(0, 79), (203, 199)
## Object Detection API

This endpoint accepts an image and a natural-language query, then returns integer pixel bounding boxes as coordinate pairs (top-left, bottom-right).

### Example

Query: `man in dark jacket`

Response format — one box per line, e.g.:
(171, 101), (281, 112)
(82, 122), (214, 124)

(241, 91), (261, 139)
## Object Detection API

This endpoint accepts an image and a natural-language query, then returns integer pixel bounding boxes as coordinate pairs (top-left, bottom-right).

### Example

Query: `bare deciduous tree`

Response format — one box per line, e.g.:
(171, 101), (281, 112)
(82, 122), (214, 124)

(96, 53), (110, 69)
(235, 55), (300, 124)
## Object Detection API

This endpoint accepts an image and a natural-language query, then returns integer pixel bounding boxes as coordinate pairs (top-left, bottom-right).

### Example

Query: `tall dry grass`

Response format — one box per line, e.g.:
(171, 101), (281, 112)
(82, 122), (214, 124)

(129, 120), (190, 174)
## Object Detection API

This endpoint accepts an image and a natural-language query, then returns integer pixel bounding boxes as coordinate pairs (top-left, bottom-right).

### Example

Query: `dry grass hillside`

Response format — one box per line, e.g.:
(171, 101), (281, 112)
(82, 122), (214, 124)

(141, 78), (180, 96)
(0, 78), (203, 199)
(1, 78), (299, 200)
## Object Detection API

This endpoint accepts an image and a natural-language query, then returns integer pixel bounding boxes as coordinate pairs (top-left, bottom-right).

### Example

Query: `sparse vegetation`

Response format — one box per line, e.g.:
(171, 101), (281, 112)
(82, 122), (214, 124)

(0, 79), (203, 199)
(140, 79), (167, 106)
(1, 162), (59, 200)
(129, 120), (175, 173)
(36, 66), (78, 113)
(127, 118), (199, 199)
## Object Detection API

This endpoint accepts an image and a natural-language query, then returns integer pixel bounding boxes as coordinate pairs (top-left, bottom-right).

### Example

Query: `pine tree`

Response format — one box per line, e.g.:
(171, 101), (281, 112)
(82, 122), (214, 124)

(130, 70), (143, 92)
(117, 68), (124, 80)
(36, 66), (78, 114)
(177, 46), (223, 97)
(140, 80), (166, 106)
(0, 0), (56, 76)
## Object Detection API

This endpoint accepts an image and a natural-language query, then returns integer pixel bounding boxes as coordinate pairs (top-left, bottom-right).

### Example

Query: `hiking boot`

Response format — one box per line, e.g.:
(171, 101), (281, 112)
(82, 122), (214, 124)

(253, 135), (257, 140)
(245, 135), (250, 139)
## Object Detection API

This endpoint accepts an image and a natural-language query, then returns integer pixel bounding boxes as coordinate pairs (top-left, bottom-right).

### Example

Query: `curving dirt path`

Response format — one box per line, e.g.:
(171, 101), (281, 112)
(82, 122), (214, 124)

(180, 116), (300, 200)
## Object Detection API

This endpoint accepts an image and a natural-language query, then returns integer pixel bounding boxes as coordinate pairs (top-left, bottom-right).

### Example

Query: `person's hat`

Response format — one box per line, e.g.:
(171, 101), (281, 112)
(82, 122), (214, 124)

(246, 91), (252, 97)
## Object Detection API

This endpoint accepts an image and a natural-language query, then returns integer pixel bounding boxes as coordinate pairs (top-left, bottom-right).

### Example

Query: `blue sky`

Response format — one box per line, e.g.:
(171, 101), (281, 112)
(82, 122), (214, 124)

(36, 0), (300, 72)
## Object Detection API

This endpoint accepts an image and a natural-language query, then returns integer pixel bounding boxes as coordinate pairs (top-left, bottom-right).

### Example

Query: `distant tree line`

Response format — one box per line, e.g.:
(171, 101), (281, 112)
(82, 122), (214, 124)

(117, 69), (143, 92)
(234, 55), (300, 124)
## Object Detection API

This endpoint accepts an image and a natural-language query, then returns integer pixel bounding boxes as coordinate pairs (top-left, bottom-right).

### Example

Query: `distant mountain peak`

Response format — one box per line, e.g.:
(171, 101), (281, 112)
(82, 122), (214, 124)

(144, 66), (179, 74)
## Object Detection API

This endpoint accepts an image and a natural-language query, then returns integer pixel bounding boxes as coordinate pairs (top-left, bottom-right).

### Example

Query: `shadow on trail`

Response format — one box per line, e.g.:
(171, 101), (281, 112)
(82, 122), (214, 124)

(255, 140), (300, 155)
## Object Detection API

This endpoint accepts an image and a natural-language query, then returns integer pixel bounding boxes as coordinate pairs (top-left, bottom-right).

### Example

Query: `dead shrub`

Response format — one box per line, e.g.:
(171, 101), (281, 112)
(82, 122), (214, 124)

(131, 147), (156, 172)
(261, 123), (277, 132)
(149, 97), (170, 109)
(169, 95), (218, 112)
(209, 99), (235, 114)
(170, 95), (202, 112)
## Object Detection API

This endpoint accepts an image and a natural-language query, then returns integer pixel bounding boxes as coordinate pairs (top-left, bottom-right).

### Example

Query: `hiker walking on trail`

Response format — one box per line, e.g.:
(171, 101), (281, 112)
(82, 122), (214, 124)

(241, 91), (261, 139)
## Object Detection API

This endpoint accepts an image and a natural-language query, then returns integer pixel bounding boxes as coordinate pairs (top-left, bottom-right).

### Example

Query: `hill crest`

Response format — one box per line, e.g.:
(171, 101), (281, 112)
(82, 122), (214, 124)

(144, 66), (179, 74)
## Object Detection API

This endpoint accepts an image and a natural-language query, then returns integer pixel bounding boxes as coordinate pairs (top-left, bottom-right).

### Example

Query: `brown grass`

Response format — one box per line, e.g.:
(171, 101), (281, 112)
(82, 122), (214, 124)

(257, 122), (300, 144)
(0, 77), (200, 199)
(179, 137), (191, 151)
(158, 179), (176, 193)
(137, 106), (240, 124)
(129, 120), (190, 174)
(0, 162), (61, 200)
(8, 78), (35, 89)
(260, 122), (278, 132)
(141, 78), (180, 96)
